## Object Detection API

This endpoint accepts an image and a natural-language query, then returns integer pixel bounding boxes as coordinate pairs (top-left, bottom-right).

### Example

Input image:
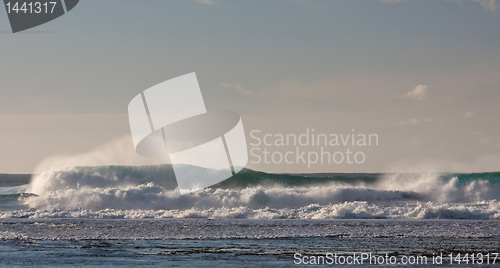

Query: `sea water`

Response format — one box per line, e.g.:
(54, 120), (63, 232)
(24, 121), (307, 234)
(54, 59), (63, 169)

(1, 166), (500, 267)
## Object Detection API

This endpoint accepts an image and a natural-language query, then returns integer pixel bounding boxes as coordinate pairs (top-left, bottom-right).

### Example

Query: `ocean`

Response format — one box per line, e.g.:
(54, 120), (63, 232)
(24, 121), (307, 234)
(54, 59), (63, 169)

(1, 166), (500, 267)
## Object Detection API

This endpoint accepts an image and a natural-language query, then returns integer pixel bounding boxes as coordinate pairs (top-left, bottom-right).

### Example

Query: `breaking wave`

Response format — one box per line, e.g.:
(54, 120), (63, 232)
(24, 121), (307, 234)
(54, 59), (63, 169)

(1, 166), (500, 219)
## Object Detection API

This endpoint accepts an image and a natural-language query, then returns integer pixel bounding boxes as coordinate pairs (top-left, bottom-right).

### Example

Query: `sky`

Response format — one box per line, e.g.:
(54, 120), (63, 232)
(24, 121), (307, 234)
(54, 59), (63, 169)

(1, 0), (500, 174)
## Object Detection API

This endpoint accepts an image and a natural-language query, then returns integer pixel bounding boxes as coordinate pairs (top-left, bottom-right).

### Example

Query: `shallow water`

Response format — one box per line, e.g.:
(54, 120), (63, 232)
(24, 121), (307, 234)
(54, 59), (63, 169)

(1, 219), (500, 267)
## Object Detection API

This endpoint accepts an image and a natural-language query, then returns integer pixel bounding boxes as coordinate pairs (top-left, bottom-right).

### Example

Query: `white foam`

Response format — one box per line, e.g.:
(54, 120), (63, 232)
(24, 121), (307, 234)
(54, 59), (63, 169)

(13, 167), (500, 220)
(3, 200), (500, 220)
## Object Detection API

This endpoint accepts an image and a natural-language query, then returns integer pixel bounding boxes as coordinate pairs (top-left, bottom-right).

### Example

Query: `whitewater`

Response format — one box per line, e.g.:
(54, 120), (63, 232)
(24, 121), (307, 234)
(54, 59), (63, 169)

(1, 165), (499, 220)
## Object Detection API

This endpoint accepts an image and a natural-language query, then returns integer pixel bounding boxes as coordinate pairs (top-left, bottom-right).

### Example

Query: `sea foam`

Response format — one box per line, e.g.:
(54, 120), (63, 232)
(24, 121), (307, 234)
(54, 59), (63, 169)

(2, 165), (496, 219)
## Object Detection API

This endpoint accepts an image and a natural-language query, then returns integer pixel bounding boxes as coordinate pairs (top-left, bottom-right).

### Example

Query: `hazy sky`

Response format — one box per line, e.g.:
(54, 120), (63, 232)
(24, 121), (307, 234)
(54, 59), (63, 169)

(1, 0), (500, 174)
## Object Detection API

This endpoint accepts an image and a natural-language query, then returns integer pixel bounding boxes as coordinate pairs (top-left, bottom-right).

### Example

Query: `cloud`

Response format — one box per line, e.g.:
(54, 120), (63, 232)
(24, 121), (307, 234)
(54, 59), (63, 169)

(399, 118), (420, 125)
(379, 0), (497, 11)
(379, 0), (404, 3)
(403, 84), (429, 100)
(463, 111), (474, 118)
(220, 83), (255, 95)
(474, 131), (492, 145)
(197, 0), (496, 10)
(194, 0), (215, 5)
(471, 0), (497, 11)
(398, 117), (434, 126)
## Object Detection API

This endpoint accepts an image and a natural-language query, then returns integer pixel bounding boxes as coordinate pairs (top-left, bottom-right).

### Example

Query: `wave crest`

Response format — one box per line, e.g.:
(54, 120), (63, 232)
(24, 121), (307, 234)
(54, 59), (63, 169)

(14, 165), (500, 219)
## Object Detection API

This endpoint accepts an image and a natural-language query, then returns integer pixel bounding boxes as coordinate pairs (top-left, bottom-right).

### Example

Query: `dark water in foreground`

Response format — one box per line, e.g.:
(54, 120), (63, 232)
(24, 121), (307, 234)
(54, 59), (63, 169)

(1, 219), (500, 267)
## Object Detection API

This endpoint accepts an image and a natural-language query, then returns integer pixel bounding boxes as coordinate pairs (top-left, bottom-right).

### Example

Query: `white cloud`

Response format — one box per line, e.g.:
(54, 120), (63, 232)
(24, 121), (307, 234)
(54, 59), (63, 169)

(398, 117), (434, 126)
(463, 111), (474, 118)
(198, 0), (496, 10)
(474, 132), (492, 145)
(194, 0), (215, 5)
(403, 84), (429, 100)
(380, 0), (497, 11)
(471, 0), (497, 11)
(220, 83), (255, 95)
(399, 118), (421, 125)
(379, 0), (404, 3)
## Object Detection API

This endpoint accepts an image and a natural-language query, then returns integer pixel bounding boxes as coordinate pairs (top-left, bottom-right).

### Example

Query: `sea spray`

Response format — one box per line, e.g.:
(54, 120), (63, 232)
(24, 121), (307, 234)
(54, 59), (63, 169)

(1, 165), (496, 219)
